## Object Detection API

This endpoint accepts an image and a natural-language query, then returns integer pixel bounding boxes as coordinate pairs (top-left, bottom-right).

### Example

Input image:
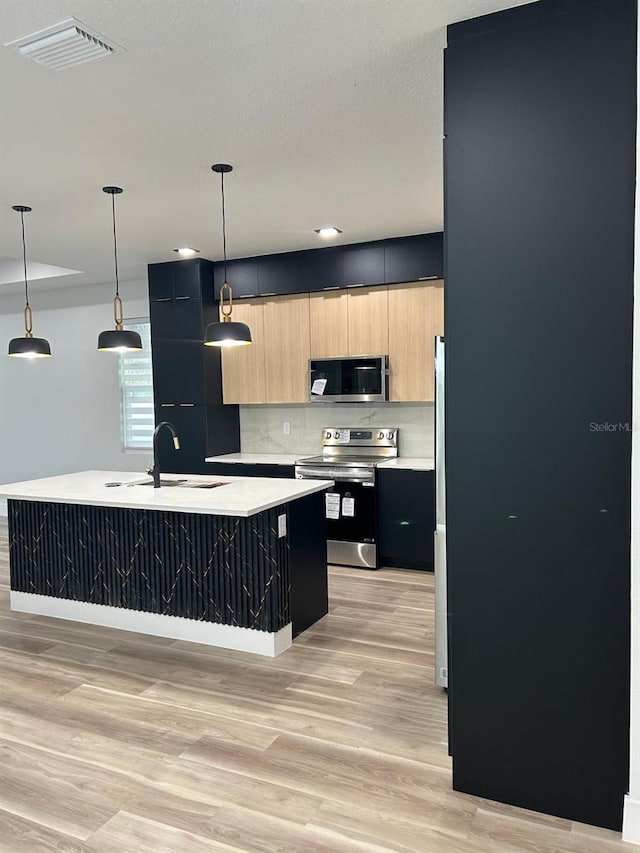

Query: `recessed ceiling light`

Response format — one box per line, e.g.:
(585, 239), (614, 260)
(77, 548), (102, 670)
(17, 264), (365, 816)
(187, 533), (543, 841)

(173, 247), (200, 256)
(315, 227), (342, 238)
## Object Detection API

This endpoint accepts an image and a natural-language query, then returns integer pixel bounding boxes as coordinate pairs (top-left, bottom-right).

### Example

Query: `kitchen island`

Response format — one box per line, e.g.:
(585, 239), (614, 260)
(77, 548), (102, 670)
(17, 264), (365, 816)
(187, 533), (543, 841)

(0, 470), (333, 656)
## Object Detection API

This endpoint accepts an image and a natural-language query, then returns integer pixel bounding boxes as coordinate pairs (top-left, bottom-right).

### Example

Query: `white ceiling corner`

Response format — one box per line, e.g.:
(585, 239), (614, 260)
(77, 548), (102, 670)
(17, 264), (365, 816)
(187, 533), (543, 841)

(0, 0), (537, 296)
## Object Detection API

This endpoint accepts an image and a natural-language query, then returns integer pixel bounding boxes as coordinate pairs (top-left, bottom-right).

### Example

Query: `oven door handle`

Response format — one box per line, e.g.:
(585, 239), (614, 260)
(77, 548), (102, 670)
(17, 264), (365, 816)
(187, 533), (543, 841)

(295, 467), (374, 485)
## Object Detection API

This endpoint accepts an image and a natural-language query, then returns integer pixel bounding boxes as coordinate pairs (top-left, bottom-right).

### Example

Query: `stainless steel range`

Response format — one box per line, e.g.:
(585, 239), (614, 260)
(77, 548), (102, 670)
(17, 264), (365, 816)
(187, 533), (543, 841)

(295, 427), (399, 569)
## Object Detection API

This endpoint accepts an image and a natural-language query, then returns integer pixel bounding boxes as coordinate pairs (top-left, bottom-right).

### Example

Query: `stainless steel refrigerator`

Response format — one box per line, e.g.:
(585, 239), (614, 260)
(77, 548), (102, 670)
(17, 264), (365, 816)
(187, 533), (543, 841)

(434, 336), (448, 688)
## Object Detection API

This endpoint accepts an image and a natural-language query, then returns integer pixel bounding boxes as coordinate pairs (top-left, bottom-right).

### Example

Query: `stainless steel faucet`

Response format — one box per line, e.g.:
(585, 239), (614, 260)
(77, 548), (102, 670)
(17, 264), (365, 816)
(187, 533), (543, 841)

(150, 421), (181, 488)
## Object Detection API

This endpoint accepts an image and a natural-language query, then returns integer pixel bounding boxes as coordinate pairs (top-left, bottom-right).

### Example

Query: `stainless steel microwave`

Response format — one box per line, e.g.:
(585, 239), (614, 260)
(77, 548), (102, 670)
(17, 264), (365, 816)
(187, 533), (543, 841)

(309, 355), (389, 403)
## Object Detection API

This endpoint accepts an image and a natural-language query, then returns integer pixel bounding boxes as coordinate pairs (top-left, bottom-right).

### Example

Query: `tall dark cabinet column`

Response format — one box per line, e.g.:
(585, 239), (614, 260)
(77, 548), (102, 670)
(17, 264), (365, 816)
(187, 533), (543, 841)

(444, 0), (635, 831)
(148, 259), (240, 473)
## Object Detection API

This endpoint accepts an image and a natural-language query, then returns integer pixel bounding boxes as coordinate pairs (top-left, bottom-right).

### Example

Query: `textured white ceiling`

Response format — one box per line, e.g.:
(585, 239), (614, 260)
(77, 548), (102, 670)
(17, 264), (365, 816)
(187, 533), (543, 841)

(0, 0), (536, 294)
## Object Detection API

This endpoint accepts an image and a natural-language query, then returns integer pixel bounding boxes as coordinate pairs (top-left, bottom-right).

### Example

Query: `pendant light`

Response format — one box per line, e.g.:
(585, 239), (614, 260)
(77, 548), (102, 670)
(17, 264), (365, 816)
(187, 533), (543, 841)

(97, 186), (142, 352)
(8, 205), (52, 359)
(204, 164), (252, 348)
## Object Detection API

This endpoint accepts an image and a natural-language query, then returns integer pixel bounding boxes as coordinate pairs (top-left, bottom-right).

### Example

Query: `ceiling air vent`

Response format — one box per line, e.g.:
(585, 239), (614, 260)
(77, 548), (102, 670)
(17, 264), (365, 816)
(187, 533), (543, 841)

(4, 18), (121, 70)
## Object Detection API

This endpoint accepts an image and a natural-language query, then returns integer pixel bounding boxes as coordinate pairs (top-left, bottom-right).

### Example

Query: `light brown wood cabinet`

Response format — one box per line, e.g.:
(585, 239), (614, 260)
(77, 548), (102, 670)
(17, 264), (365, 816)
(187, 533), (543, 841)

(262, 294), (311, 403)
(221, 281), (444, 404)
(309, 291), (349, 357)
(388, 280), (444, 401)
(219, 299), (266, 404)
(347, 286), (389, 356)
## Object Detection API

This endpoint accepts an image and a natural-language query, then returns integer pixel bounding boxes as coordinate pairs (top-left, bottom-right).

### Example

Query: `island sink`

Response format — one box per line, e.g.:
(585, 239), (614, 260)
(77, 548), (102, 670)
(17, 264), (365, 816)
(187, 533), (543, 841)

(132, 479), (227, 489)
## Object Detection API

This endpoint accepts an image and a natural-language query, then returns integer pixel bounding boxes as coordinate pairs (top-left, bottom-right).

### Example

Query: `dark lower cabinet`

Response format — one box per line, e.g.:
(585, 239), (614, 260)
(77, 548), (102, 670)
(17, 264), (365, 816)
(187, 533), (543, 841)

(289, 491), (329, 636)
(377, 469), (434, 570)
(204, 462), (295, 479)
(445, 0), (634, 831)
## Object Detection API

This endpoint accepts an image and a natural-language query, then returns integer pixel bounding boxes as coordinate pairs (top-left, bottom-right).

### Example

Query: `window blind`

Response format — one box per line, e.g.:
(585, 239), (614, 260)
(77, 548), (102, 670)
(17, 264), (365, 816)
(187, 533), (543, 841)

(119, 321), (154, 451)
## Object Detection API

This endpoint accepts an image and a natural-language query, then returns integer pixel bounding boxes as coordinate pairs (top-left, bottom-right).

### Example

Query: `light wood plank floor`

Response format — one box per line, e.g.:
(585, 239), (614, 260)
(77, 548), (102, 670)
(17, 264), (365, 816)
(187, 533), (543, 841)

(0, 518), (634, 852)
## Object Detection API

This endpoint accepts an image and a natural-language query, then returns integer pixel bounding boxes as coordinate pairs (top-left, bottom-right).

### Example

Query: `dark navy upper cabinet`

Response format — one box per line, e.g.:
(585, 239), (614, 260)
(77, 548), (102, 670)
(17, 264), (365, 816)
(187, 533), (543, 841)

(174, 260), (205, 299)
(149, 259), (204, 301)
(213, 258), (259, 300)
(303, 246), (346, 292)
(342, 242), (385, 287)
(148, 263), (174, 301)
(384, 233), (443, 284)
(258, 252), (309, 296)
(210, 234), (443, 297)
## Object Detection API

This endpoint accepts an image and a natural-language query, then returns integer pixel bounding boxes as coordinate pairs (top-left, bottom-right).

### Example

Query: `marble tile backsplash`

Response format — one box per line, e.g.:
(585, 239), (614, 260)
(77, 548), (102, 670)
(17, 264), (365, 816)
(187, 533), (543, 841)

(239, 403), (434, 457)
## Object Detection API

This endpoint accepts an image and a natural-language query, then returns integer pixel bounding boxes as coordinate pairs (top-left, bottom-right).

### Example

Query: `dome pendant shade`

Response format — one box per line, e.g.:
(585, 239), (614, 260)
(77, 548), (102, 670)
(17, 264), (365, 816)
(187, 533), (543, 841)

(97, 328), (143, 352)
(8, 335), (51, 358)
(204, 319), (252, 347)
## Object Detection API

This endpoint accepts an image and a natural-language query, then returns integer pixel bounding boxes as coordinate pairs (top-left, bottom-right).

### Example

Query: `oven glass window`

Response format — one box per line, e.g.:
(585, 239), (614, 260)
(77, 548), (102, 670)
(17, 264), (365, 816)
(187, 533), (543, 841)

(310, 358), (383, 397)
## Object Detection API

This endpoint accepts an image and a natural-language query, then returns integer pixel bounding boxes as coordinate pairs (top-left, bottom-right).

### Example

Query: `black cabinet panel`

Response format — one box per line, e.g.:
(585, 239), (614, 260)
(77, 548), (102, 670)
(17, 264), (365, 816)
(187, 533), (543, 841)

(205, 405), (241, 458)
(342, 242), (385, 286)
(152, 341), (210, 405)
(211, 235), (443, 297)
(204, 462), (295, 479)
(384, 234), (443, 284)
(153, 405), (207, 474)
(149, 297), (204, 342)
(377, 469), (434, 570)
(149, 259), (240, 467)
(214, 258), (259, 300)
(149, 259), (206, 301)
(148, 263), (174, 301)
(258, 252), (309, 296)
(303, 246), (346, 292)
(174, 260), (205, 298)
(445, 0), (634, 831)
(289, 491), (329, 635)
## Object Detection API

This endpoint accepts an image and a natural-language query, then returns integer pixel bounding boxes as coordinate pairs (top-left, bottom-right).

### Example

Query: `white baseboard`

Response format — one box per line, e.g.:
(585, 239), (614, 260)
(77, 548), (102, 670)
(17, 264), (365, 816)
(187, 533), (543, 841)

(623, 795), (640, 845)
(10, 591), (292, 657)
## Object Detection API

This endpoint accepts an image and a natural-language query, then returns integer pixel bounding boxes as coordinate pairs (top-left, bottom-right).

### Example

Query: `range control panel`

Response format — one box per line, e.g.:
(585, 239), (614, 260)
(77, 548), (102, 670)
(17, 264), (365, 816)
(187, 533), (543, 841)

(321, 427), (398, 450)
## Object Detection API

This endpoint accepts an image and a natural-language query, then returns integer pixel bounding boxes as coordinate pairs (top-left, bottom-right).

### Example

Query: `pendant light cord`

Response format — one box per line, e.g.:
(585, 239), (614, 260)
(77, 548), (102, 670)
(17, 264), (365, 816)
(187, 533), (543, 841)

(111, 191), (120, 298)
(20, 210), (29, 308)
(220, 171), (228, 282)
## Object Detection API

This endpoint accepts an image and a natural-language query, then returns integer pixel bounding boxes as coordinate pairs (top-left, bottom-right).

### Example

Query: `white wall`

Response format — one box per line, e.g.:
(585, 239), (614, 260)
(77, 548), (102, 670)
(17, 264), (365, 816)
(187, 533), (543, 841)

(622, 13), (640, 845)
(0, 280), (150, 514)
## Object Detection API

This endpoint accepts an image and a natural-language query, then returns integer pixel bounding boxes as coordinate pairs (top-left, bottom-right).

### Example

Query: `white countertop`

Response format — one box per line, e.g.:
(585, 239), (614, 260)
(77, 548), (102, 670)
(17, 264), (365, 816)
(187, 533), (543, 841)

(0, 470), (334, 518)
(206, 452), (435, 470)
(377, 457), (435, 471)
(205, 453), (301, 466)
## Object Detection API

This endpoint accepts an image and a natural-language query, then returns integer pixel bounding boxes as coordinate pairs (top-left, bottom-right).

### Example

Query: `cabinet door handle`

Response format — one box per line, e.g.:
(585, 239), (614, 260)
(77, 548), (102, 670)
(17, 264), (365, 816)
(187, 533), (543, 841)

(260, 292), (277, 297)
(175, 296), (191, 300)
(179, 403), (195, 407)
(160, 403), (176, 407)
(418, 275), (439, 281)
(322, 286), (340, 291)
(347, 283), (365, 288)
(153, 297), (172, 302)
